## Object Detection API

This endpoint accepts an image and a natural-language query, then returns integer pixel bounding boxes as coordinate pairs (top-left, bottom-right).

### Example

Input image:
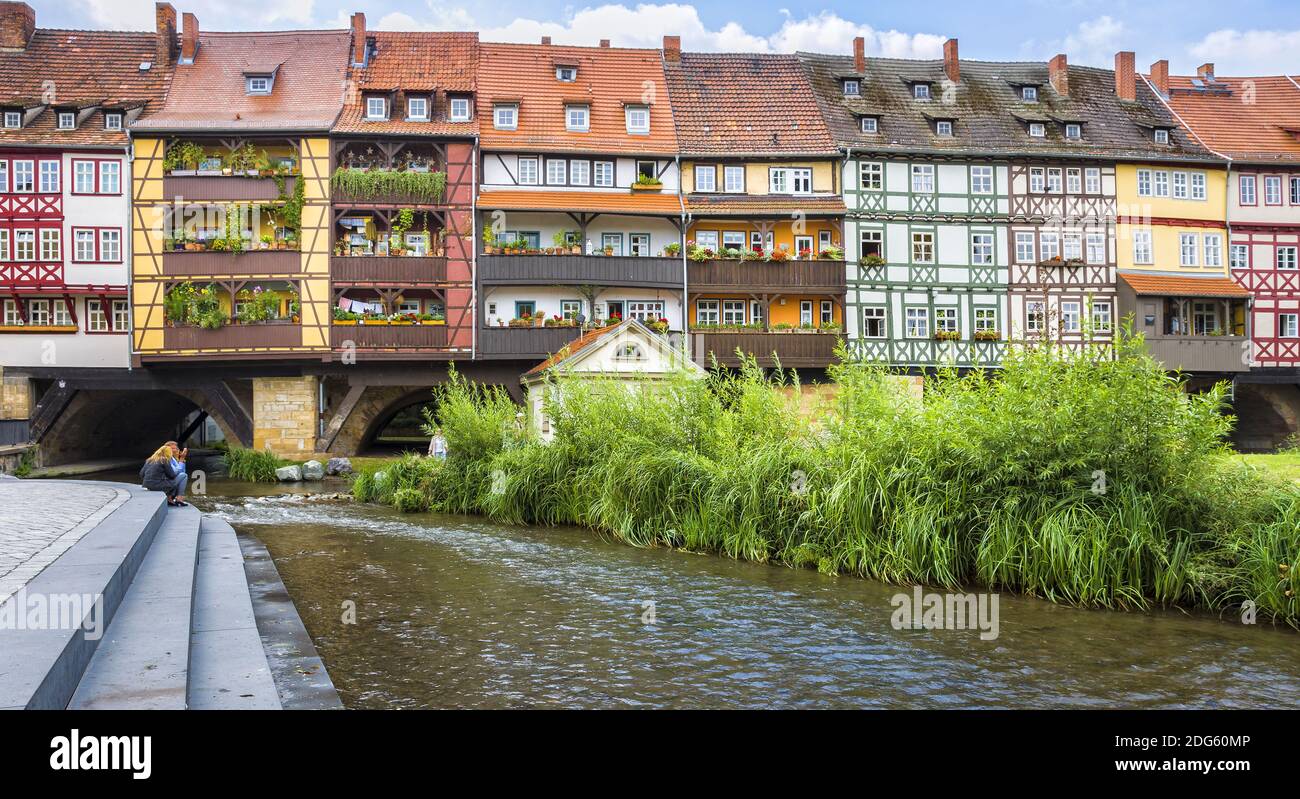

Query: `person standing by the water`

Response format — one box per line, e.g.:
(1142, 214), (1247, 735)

(428, 429), (448, 460)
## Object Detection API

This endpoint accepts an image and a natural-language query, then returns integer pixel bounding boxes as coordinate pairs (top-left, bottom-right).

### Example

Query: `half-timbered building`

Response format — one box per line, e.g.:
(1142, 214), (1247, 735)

(475, 39), (686, 364)
(801, 38), (1009, 369)
(0, 2), (170, 372)
(664, 41), (846, 371)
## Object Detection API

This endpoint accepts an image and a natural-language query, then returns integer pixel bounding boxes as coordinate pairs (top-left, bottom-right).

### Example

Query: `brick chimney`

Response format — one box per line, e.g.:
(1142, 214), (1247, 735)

(943, 38), (959, 83)
(1114, 51), (1135, 101)
(0, 2), (35, 51)
(662, 35), (680, 63)
(179, 11), (198, 64)
(1150, 59), (1169, 95)
(1049, 53), (1068, 97)
(540, 36), (551, 45)
(599, 39), (610, 48)
(1197, 62), (1214, 80)
(853, 36), (865, 74)
(350, 12), (366, 66)
(154, 3), (177, 65)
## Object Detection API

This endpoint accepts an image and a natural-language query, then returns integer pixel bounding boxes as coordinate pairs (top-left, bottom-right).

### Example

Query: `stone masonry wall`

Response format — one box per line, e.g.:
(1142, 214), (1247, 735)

(253, 376), (319, 456)
(0, 367), (34, 420)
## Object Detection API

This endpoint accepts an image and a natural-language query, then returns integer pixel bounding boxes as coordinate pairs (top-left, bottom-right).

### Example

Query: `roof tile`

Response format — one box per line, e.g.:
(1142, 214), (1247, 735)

(333, 31), (479, 137)
(1120, 272), (1249, 297)
(1161, 74), (1300, 163)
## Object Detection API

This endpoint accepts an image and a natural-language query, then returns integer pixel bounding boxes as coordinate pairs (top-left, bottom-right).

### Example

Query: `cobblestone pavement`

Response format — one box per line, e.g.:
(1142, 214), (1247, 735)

(0, 481), (129, 604)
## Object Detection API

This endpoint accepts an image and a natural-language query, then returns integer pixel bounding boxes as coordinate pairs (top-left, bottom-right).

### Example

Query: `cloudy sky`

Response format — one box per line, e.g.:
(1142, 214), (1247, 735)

(36, 0), (1300, 74)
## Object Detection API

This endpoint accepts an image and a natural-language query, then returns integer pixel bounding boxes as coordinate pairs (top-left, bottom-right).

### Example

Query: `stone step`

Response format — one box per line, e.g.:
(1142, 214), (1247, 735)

(0, 484), (168, 710)
(67, 504), (202, 710)
(187, 516), (280, 709)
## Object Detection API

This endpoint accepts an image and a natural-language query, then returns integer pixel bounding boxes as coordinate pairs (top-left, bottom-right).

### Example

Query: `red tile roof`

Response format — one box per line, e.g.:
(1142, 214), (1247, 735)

(664, 53), (836, 157)
(1120, 272), (1249, 298)
(478, 188), (683, 215)
(0, 29), (171, 148)
(524, 324), (620, 376)
(134, 30), (349, 133)
(1161, 74), (1300, 163)
(333, 31), (479, 137)
(477, 42), (677, 155)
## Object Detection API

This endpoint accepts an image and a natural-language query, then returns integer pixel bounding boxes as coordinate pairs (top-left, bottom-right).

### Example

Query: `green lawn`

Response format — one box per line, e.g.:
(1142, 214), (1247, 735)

(1238, 452), (1300, 483)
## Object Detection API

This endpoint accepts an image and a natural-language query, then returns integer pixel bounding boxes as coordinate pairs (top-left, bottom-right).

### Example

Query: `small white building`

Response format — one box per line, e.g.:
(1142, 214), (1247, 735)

(521, 318), (706, 440)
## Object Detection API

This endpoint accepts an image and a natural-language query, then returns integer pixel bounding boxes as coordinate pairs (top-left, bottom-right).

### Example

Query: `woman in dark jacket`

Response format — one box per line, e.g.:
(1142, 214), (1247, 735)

(140, 445), (186, 506)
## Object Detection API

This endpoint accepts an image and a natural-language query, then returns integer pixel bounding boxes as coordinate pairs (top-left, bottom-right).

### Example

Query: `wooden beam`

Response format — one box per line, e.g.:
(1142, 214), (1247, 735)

(317, 383), (366, 452)
(198, 381), (253, 448)
(28, 384), (77, 443)
(176, 410), (208, 446)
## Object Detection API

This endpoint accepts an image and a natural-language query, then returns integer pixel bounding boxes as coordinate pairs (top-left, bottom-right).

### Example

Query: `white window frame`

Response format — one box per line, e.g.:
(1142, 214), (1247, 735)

(1085, 168), (1101, 194)
(104, 112), (123, 131)
(694, 165), (716, 193)
(861, 306), (887, 338)
(406, 96), (429, 121)
(246, 76), (272, 95)
(1061, 301), (1082, 333)
(1203, 234), (1223, 267)
(98, 161), (120, 194)
(970, 165), (994, 195)
(39, 228), (60, 261)
(1065, 123), (1081, 140)
(723, 165), (745, 193)
(1133, 229), (1153, 265)
(1179, 233), (1198, 266)
(38, 160), (59, 194)
(1137, 169), (1152, 197)
(1280, 313), (1299, 338)
(565, 105), (590, 132)
(1264, 175), (1283, 206)
(568, 159), (591, 186)
(1029, 167), (1045, 193)
(545, 159), (567, 186)
(1028, 123), (1045, 138)
(695, 299), (720, 326)
(970, 232), (994, 265)
(57, 112), (75, 130)
(593, 161), (614, 187)
(843, 79), (860, 97)
(913, 83), (930, 100)
(911, 164), (935, 194)
(934, 307), (958, 333)
(911, 231), (935, 264)
(860, 116), (877, 134)
(365, 96), (387, 120)
(1015, 231), (1035, 263)
(1021, 86), (1038, 101)
(1085, 232), (1105, 265)
(86, 300), (108, 332)
(517, 156), (539, 185)
(936, 120), (953, 137)
(905, 307), (929, 338)
(1239, 174), (1256, 205)
(1026, 301), (1045, 334)
(1091, 301), (1113, 333)
(859, 162), (883, 191)
(1191, 172), (1206, 200)
(1229, 243), (1249, 269)
(3, 111), (20, 129)
(625, 105), (650, 134)
(493, 104), (518, 130)
(1278, 246), (1298, 270)
(449, 97), (471, 122)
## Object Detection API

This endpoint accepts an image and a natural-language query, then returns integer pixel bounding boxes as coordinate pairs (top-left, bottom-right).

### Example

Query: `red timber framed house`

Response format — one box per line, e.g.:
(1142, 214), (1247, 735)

(0, 1), (170, 381)
(1156, 65), (1300, 447)
(1004, 54), (1216, 355)
(329, 15), (478, 361)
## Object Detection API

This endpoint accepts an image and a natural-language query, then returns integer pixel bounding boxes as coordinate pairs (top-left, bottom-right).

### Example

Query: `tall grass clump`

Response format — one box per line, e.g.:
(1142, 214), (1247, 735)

(224, 448), (284, 483)
(356, 337), (1300, 629)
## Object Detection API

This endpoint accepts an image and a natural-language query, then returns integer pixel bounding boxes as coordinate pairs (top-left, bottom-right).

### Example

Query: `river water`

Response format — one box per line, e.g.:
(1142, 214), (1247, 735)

(134, 475), (1294, 711)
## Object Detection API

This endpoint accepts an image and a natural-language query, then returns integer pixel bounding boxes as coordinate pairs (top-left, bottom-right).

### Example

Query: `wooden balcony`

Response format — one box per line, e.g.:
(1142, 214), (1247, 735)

(691, 331), (842, 368)
(330, 323), (448, 349)
(162, 322), (302, 350)
(161, 250), (302, 278)
(478, 254), (681, 289)
(162, 175), (296, 202)
(688, 259), (846, 294)
(477, 326), (583, 359)
(330, 255), (448, 285)
(1141, 335), (1249, 373)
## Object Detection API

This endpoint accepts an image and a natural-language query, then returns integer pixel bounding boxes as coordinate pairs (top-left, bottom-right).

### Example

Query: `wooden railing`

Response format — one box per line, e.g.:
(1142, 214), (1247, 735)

(478, 254), (682, 288)
(691, 331), (842, 368)
(162, 250), (302, 277)
(477, 326), (584, 359)
(162, 322), (302, 350)
(1143, 336), (1249, 373)
(330, 324), (449, 349)
(330, 256), (448, 284)
(162, 175), (295, 202)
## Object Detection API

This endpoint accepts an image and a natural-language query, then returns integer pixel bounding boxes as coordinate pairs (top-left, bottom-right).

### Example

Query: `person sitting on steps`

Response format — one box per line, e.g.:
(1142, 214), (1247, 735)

(140, 445), (187, 507)
(164, 439), (189, 505)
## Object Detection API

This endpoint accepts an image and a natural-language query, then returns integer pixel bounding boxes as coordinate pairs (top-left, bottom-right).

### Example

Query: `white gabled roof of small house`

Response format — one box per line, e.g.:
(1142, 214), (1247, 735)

(520, 318), (705, 385)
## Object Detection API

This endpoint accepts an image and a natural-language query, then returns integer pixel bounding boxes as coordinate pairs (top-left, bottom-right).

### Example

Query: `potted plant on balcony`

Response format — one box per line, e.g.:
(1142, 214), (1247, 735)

(333, 307), (359, 325)
(649, 317), (670, 334)
(551, 231), (568, 255)
(687, 243), (714, 262)
(862, 254), (886, 266)
(973, 329), (1000, 342)
(819, 322), (842, 334)
(819, 246), (844, 261)
(482, 228), (500, 255)
(164, 141), (207, 176)
(798, 247), (812, 260)
(631, 174), (663, 192)
(934, 329), (961, 342)
(771, 322), (793, 331)
(768, 247), (791, 262)
(663, 242), (681, 257)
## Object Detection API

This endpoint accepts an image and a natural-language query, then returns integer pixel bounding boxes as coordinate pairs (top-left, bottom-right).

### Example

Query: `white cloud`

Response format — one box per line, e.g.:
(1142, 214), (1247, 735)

(1188, 28), (1300, 74)
(73, 0), (318, 31)
(1022, 15), (1126, 67)
(375, 3), (942, 56)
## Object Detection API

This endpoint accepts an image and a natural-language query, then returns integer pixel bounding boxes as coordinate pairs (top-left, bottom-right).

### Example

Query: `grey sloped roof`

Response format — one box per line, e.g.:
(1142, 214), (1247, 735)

(797, 52), (1223, 163)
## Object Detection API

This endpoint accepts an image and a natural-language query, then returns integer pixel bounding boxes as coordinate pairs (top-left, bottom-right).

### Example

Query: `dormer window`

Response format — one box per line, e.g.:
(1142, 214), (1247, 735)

(57, 112), (75, 130)
(1021, 86), (1038, 101)
(1065, 123), (1082, 139)
(625, 104), (650, 134)
(1029, 122), (1046, 138)
(843, 79), (860, 97)
(3, 111), (19, 129)
(565, 104), (589, 132)
(556, 66), (577, 82)
(366, 96), (387, 121)
(449, 96), (471, 122)
(246, 75), (272, 95)
(406, 96), (429, 121)
(936, 120), (953, 136)
(1154, 128), (1170, 144)
(860, 116), (878, 133)
(913, 83), (931, 100)
(104, 113), (123, 131)
(493, 103), (518, 130)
